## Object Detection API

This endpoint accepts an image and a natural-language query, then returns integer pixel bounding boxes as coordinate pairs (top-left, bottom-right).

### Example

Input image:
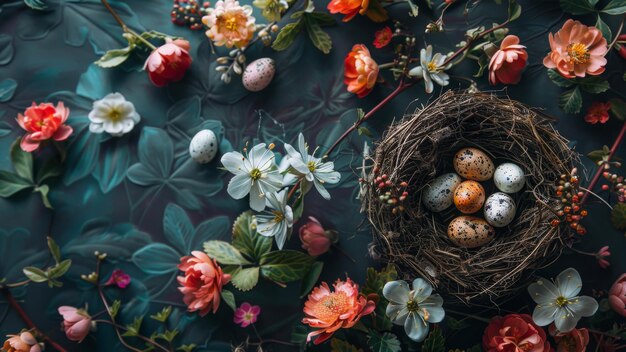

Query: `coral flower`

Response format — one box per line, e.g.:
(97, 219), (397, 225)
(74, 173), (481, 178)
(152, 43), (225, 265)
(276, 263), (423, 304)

(344, 44), (379, 98)
(16, 102), (73, 152)
(549, 325), (589, 352)
(489, 35), (528, 85)
(57, 306), (92, 343)
(233, 302), (261, 327)
(483, 314), (551, 352)
(543, 19), (608, 78)
(202, 0), (256, 48)
(104, 269), (131, 289)
(327, 0), (387, 22)
(373, 26), (392, 49)
(302, 278), (377, 344)
(609, 273), (626, 317)
(584, 102), (611, 124)
(299, 217), (338, 257)
(3, 332), (41, 352)
(177, 251), (231, 316)
(145, 39), (192, 87)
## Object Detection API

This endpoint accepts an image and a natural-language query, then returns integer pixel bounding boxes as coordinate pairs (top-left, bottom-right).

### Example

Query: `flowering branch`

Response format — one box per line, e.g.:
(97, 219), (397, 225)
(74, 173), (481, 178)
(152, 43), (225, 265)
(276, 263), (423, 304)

(100, 0), (157, 50)
(441, 18), (511, 68)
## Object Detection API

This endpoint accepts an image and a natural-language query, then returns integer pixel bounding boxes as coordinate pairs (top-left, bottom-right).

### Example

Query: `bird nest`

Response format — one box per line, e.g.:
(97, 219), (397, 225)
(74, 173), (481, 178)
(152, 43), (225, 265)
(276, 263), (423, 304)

(363, 91), (577, 305)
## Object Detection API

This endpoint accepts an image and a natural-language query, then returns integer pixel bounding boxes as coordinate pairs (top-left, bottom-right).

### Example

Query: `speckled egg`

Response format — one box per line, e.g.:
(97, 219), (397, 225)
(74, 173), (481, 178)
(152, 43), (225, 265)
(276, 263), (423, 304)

(453, 180), (485, 214)
(484, 192), (517, 227)
(494, 162), (526, 193)
(447, 216), (496, 248)
(242, 58), (276, 92)
(189, 129), (218, 164)
(453, 148), (494, 181)
(422, 173), (463, 212)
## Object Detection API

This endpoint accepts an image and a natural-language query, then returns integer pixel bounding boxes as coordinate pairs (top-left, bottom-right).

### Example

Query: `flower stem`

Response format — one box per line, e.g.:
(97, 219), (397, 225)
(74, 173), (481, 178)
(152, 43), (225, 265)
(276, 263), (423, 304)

(441, 19), (511, 68)
(609, 15), (626, 49)
(100, 0), (157, 51)
(1, 288), (68, 352)
(93, 320), (172, 351)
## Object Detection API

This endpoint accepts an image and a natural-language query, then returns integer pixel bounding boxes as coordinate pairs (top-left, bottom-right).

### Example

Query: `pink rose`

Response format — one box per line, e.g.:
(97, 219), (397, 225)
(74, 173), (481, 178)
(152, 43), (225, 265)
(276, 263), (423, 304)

(299, 217), (338, 257)
(177, 251), (231, 316)
(488, 35), (528, 85)
(57, 306), (92, 342)
(549, 325), (590, 352)
(16, 102), (73, 152)
(144, 39), (192, 87)
(609, 273), (626, 317)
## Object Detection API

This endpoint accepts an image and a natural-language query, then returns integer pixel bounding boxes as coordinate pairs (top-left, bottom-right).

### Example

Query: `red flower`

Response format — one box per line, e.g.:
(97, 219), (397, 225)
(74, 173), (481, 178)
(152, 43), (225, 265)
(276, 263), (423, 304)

(483, 314), (551, 352)
(16, 102), (72, 152)
(344, 44), (379, 98)
(488, 35), (528, 85)
(584, 101), (611, 124)
(177, 251), (231, 316)
(144, 39), (192, 87)
(609, 273), (626, 317)
(549, 325), (590, 352)
(105, 269), (131, 288)
(373, 26), (392, 49)
(299, 217), (338, 257)
(596, 246), (611, 269)
(327, 0), (388, 22)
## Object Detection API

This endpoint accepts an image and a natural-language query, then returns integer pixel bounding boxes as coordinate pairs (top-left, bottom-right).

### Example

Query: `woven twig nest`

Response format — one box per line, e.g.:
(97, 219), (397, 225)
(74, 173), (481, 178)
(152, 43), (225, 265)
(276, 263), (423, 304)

(363, 91), (577, 305)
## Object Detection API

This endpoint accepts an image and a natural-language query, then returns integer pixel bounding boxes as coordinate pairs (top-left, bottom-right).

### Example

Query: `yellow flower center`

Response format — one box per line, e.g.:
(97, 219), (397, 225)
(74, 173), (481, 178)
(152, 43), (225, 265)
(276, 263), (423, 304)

(108, 109), (123, 122)
(225, 16), (239, 31)
(272, 210), (284, 223)
(307, 161), (316, 172)
(250, 168), (262, 180)
(556, 296), (569, 307)
(567, 43), (590, 64)
(313, 292), (349, 321)
(427, 61), (438, 72)
(407, 299), (419, 312)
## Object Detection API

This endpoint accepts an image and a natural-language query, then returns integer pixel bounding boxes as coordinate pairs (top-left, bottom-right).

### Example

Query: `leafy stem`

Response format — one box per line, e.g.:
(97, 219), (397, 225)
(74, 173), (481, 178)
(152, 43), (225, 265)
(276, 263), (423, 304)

(609, 14), (626, 49)
(441, 18), (511, 68)
(100, 0), (157, 50)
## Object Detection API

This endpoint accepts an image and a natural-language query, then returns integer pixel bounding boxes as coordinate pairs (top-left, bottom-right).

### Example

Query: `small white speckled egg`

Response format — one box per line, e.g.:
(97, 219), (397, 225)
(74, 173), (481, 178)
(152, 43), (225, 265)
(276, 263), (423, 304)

(242, 58), (276, 92)
(189, 129), (218, 164)
(422, 173), (462, 212)
(494, 162), (525, 193)
(484, 192), (516, 227)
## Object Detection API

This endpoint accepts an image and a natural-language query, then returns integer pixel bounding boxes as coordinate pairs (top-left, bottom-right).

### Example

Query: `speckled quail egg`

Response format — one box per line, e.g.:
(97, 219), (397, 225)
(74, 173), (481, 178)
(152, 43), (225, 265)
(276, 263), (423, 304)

(484, 192), (517, 227)
(242, 58), (276, 92)
(453, 148), (495, 181)
(447, 216), (496, 248)
(494, 162), (526, 193)
(189, 129), (218, 163)
(422, 173), (463, 212)
(453, 180), (485, 214)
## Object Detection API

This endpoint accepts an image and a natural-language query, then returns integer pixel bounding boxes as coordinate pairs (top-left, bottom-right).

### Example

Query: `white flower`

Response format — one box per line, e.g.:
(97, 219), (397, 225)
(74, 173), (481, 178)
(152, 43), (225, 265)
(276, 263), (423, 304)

(255, 190), (293, 249)
(221, 143), (283, 211)
(283, 133), (341, 200)
(408, 45), (450, 94)
(88, 93), (140, 136)
(383, 278), (445, 342)
(528, 267), (598, 333)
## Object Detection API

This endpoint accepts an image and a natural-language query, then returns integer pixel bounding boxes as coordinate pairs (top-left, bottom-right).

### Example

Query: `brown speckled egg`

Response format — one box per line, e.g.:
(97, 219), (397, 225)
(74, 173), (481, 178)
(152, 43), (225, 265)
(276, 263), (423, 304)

(453, 148), (494, 181)
(453, 180), (485, 214)
(447, 216), (495, 248)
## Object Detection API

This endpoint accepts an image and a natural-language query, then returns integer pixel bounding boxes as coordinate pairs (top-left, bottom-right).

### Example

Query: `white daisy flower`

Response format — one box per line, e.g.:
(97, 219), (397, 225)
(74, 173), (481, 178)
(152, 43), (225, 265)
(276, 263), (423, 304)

(408, 45), (450, 94)
(88, 93), (140, 136)
(256, 190), (293, 249)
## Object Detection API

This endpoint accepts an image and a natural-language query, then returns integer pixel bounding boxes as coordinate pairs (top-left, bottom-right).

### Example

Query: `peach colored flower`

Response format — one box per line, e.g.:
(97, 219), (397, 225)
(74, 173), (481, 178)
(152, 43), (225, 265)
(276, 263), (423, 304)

(483, 314), (551, 352)
(549, 325), (589, 352)
(543, 19), (608, 78)
(16, 102), (72, 152)
(327, 0), (387, 22)
(302, 278), (377, 344)
(489, 35), (528, 85)
(144, 39), (192, 87)
(299, 217), (337, 257)
(373, 26), (392, 49)
(344, 44), (379, 98)
(2, 332), (41, 352)
(584, 102), (611, 124)
(57, 306), (92, 342)
(609, 273), (626, 317)
(177, 251), (231, 316)
(202, 0), (256, 48)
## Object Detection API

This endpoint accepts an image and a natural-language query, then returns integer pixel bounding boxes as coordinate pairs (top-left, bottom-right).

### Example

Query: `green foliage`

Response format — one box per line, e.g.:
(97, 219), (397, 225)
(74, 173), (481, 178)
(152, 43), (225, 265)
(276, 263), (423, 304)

(177, 345), (196, 352)
(331, 338), (363, 352)
(95, 30), (174, 68)
(446, 316), (470, 330)
(362, 264), (397, 296)
(272, 22), (304, 51)
(367, 331), (402, 352)
(610, 98), (626, 121)
(150, 306), (172, 322)
(507, 0), (522, 21)
(559, 87), (583, 114)
(122, 316), (144, 337)
(203, 240), (253, 265)
(304, 17), (332, 54)
(230, 266), (260, 291)
(596, 15), (612, 43)
(560, 0), (595, 14)
(156, 330), (178, 343)
(611, 203), (626, 230)
(547, 69), (574, 88)
(221, 289), (236, 311)
(260, 250), (315, 283)
(22, 267), (48, 283)
(47, 236), (62, 264)
(300, 261), (324, 298)
(232, 211), (271, 261)
(578, 76), (610, 94)
(422, 327), (445, 352)
(602, 0), (626, 14)
(587, 145), (611, 164)
(110, 300), (122, 319)
(272, 11), (335, 53)
(95, 47), (133, 68)
(24, 0), (46, 10)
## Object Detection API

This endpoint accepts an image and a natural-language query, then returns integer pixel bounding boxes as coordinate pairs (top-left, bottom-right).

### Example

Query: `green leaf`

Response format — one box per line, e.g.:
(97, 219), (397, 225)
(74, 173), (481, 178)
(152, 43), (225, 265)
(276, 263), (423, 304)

(362, 264), (398, 296)
(610, 98), (626, 121)
(122, 316), (143, 337)
(203, 240), (253, 265)
(49, 259), (71, 279)
(507, 0), (522, 21)
(232, 211), (272, 261)
(422, 328), (445, 352)
(221, 289), (236, 311)
(473, 54), (489, 78)
(260, 250), (315, 283)
(367, 332), (402, 352)
(300, 261), (323, 298)
(560, 0), (595, 14)
(230, 266), (260, 292)
(10, 139), (33, 182)
(156, 330), (178, 342)
(110, 300), (121, 319)
(23, 266), (48, 283)
(559, 87), (583, 114)
(596, 15), (612, 43)
(578, 77), (610, 93)
(304, 18), (332, 54)
(95, 47), (132, 68)
(547, 69), (574, 88)
(602, 0), (626, 14)
(36, 155), (63, 183)
(24, 0), (47, 10)
(290, 323), (308, 344)
(0, 171), (32, 197)
(466, 345), (482, 352)
(587, 145), (610, 163)
(331, 338), (363, 352)
(307, 12), (336, 26)
(271, 21), (303, 51)
(150, 306), (172, 322)
(177, 344), (196, 352)
(47, 236), (62, 264)
(611, 203), (626, 230)
(446, 316), (470, 330)
(35, 185), (53, 209)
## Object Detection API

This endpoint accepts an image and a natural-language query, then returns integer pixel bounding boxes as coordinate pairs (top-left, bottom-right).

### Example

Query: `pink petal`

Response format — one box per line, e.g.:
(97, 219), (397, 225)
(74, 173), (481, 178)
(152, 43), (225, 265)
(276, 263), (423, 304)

(20, 135), (40, 152)
(53, 125), (73, 141)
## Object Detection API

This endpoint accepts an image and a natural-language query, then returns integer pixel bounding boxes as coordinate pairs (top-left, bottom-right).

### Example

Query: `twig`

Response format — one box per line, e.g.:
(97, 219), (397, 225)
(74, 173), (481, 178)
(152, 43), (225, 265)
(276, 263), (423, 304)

(101, 0), (157, 50)
(93, 320), (173, 351)
(441, 19), (511, 68)
(609, 14), (626, 49)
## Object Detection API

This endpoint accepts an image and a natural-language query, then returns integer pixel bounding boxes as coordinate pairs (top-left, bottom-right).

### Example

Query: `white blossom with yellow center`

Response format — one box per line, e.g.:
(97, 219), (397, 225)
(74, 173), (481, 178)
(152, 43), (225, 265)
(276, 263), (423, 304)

(88, 93), (140, 137)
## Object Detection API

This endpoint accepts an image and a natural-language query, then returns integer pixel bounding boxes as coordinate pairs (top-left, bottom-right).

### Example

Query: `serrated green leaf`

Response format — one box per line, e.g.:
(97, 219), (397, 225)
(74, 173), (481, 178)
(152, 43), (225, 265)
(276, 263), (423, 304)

(307, 12), (336, 26)
(221, 289), (236, 311)
(578, 77), (610, 93)
(35, 185), (53, 209)
(47, 236), (62, 264)
(422, 328), (445, 352)
(156, 330), (178, 342)
(0, 171), (32, 197)
(611, 203), (626, 230)
(596, 15), (612, 43)
(49, 259), (71, 278)
(260, 250), (314, 283)
(23, 267), (48, 283)
(304, 18), (332, 54)
(362, 264), (398, 296)
(232, 211), (271, 262)
(10, 139), (33, 182)
(367, 332), (402, 352)
(300, 261), (323, 298)
(203, 240), (253, 265)
(95, 48), (132, 68)
(609, 98), (626, 121)
(547, 69), (574, 88)
(110, 300), (121, 319)
(150, 306), (172, 322)
(559, 87), (583, 114)
(230, 266), (260, 291)
(331, 338), (363, 352)
(122, 316), (143, 337)
(272, 21), (303, 51)
(507, 0), (522, 21)
(602, 0), (626, 14)
(560, 0), (595, 14)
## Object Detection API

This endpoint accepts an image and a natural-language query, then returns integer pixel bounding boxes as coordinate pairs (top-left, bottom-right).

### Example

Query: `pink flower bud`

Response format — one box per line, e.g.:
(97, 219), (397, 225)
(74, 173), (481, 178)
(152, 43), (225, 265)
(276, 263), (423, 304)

(609, 273), (626, 317)
(144, 39), (192, 87)
(299, 217), (338, 257)
(57, 306), (92, 342)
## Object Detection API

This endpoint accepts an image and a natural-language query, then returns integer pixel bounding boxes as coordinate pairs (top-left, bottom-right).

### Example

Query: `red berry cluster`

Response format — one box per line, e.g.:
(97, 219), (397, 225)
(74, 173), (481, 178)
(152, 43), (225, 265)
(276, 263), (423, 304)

(171, 0), (210, 30)
(551, 168), (587, 235)
(600, 163), (626, 202)
(365, 167), (409, 214)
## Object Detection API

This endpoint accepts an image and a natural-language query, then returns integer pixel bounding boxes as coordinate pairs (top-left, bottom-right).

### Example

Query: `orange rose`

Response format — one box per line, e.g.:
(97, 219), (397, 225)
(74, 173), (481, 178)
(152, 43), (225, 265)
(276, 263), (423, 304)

(344, 44), (379, 98)
(327, 0), (387, 22)
(2, 332), (41, 352)
(177, 251), (231, 316)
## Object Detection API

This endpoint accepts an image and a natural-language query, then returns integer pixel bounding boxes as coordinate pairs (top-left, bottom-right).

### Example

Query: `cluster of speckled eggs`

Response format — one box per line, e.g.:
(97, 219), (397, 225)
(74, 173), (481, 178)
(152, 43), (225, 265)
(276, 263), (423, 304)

(421, 148), (526, 249)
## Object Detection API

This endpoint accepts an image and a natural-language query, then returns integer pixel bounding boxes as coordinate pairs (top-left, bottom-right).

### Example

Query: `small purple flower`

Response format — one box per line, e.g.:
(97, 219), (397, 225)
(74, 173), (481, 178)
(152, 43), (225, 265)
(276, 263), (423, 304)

(105, 269), (131, 289)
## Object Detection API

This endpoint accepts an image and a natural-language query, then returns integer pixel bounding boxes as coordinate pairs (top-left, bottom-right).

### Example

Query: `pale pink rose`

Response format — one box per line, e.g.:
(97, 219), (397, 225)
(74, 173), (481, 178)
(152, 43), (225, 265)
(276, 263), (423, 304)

(177, 251), (231, 316)
(57, 306), (92, 342)
(2, 332), (41, 352)
(16, 102), (72, 152)
(144, 39), (192, 87)
(609, 273), (626, 317)
(202, 0), (256, 48)
(489, 35), (528, 85)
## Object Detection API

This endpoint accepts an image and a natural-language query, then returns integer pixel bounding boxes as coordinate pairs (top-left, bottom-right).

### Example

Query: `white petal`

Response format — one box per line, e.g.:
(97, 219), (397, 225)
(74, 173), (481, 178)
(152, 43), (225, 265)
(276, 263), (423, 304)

(297, 133), (308, 159)
(383, 280), (410, 304)
(423, 73), (434, 94)
(274, 222), (288, 249)
(313, 179), (331, 200)
(227, 173), (252, 199)
(532, 303), (558, 326)
(249, 182), (266, 211)
(404, 312), (429, 342)
(259, 171), (283, 193)
(423, 305), (445, 323)
(409, 66), (423, 78)
(89, 123), (104, 133)
(420, 294), (443, 308)
(528, 278), (560, 304)
(386, 303), (409, 324)
(556, 268), (582, 298)
(221, 152), (246, 174)
(567, 295), (598, 317)
(553, 307), (579, 333)
(120, 119), (135, 134)
(248, 143), (267, 167)
(411, 278), (433, 301)
(104, 120), (124, 134)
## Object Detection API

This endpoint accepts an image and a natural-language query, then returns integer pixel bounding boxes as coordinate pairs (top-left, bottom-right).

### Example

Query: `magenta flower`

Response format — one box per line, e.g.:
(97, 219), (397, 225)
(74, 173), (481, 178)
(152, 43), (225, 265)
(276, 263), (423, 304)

(104, 269), (131, 289)
(233, 302), (260, 327)
(596, 246), (611, 269)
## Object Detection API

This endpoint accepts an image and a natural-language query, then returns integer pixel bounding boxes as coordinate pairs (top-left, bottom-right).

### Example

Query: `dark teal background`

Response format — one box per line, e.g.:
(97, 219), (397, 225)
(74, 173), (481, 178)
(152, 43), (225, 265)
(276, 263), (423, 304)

(0, 0), (625, 350)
